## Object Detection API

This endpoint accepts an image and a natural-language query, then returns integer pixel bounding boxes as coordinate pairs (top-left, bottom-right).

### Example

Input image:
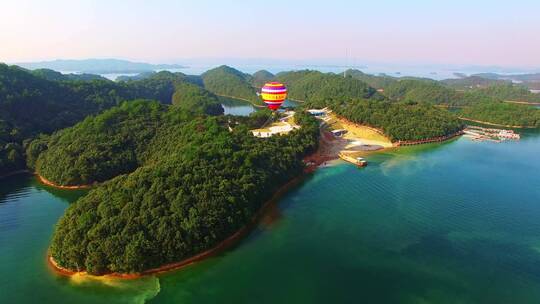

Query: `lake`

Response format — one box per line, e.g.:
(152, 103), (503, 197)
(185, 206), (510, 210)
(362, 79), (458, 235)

(221, 97), (299, 116)
(1, 131), (539, 303)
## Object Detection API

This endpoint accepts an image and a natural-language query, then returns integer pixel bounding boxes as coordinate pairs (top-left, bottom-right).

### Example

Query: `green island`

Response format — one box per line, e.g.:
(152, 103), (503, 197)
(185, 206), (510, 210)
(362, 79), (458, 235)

(46, 102), (319, 275)
(1, 63), (539, 275)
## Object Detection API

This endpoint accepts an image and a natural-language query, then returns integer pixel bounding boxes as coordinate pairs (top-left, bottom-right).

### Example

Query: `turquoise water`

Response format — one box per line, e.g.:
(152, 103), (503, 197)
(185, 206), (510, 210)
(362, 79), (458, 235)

(1, 133), (540, 303)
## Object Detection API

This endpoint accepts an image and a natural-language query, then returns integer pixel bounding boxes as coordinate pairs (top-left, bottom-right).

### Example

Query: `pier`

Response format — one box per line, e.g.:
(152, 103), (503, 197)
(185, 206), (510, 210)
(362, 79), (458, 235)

(463, 125), (520, 142)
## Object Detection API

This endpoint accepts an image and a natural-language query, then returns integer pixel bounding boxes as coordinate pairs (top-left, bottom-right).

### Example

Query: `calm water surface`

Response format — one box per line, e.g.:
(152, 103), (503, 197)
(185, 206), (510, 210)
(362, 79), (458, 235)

(221, 97), (299, 116)
(1, 132), (540, 303)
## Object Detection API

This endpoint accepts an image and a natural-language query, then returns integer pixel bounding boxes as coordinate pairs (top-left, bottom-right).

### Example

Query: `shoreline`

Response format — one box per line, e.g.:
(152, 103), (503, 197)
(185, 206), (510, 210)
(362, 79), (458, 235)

(37, 173), (93, 190)
(334, 116), (394, 148)
(458, 117), (536, 129)
(47, 152), (324, 279)
(332, 115), (462, 148)
(216, 94), (266, 108)
(394, 130), (464, 146)
(45, 118), (465, 279)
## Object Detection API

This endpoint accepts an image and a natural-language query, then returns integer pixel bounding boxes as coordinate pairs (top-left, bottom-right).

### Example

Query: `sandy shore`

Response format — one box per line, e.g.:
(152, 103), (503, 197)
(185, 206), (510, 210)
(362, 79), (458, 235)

(334, 116), (394, 148)
(37, 174), (93, 190)
(330, 114), (464, 151)
(47, 150), (323, 279)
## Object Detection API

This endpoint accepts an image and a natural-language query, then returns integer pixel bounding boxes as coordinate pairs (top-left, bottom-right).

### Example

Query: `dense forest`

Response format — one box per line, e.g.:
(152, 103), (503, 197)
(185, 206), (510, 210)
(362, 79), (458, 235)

(250, 70), (275, 87)
(2, 63), (539, 177)
(0, 64), (220, 176)
(32, 101), (168, 185)
(31, 69), (108, 81)
(48, 105), (320, 275)
(0, 120), (25, 176)
(441, 76), (509, 89)
(333, 99), (463, 141)
(383, 79), (459, 105)
(460, 102), (540, 127)
(276, 70), (384, 107)
(172, 82), (224, 115)
(272, 71), (463, 140)
(344, 69), (398, 89)
(467, 84), (540, 103)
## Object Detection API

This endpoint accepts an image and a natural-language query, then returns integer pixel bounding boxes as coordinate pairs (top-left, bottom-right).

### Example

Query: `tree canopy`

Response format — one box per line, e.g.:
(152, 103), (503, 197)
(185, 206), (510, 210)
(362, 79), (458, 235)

(460, 102), (540, 127)
(172, 82), (224, 115)
(34, 100), (168, 185)
(0, 64), (219, 175)
(333, 99), (464, 141)
(201, 65), (260, 104)
(276, 70), (383, 108)
(48, 105), (320, 275)
(251, 70), (275, 87)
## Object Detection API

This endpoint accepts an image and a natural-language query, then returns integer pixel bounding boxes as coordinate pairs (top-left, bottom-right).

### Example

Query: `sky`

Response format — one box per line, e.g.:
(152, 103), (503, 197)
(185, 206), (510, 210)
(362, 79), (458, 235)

(1, 0), (540, 67)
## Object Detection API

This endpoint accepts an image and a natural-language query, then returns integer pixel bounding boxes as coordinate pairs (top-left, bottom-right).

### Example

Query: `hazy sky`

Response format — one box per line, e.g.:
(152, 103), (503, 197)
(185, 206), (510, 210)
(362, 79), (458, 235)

(2, 0), (539, 67)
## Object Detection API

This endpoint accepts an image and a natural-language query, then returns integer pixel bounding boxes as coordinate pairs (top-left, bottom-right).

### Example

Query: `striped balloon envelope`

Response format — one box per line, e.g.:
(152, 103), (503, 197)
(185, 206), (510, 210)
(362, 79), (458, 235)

(261, 82), (288, 111)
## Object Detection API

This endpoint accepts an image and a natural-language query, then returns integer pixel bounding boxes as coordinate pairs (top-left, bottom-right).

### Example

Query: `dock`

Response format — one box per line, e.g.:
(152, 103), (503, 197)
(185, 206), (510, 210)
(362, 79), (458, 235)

(464, 126), (520, 142)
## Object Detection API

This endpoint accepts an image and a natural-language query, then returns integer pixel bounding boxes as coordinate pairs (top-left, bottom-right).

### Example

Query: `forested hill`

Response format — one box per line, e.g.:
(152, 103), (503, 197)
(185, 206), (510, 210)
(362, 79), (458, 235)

(0, 64), (221, 176)
(441, 76), (509, 89)
(383, 79), (460, 105)
(276, 70), (384, 107)
(459, 102), (540, 128)
(269, 70), (463, 140)
(466, 84), (540, 103)
(31, 101), (168, 185)
(344, 69), (398, 89)
(201, 65), (260, 104)
(48, 104), (320, 275)
(251, 70), (275, 87)
(335, 99), (464, 141)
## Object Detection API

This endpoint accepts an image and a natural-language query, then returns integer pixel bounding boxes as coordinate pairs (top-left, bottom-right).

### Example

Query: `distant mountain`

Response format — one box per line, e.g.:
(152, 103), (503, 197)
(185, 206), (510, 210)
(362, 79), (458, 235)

(16, 59), (186, 74)
(201, 65), (259, 103)
(275, 70), (383, 107)
(31, 69), (108, 82)
(472, 72), (540, 82)
(344, 69), (398, 89)
(470, 73), (540, 91)
(116, 71), (157, 81)
(441, 76), (510, 89)
(251, 70), (275, 87)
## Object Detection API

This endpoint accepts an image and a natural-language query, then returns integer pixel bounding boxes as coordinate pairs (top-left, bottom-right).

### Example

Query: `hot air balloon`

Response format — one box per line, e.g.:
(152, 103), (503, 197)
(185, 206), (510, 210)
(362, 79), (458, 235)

(261, 82), (287, 111)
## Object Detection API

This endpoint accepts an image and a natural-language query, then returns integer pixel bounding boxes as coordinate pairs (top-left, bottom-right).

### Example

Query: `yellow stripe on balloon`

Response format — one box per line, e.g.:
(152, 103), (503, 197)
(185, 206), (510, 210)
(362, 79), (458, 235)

(261, 93), (287, 101)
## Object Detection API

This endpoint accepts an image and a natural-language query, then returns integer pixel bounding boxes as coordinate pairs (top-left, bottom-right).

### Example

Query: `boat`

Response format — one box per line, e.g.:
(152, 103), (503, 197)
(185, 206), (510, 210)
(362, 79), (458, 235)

(338, 153), (368, 167)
